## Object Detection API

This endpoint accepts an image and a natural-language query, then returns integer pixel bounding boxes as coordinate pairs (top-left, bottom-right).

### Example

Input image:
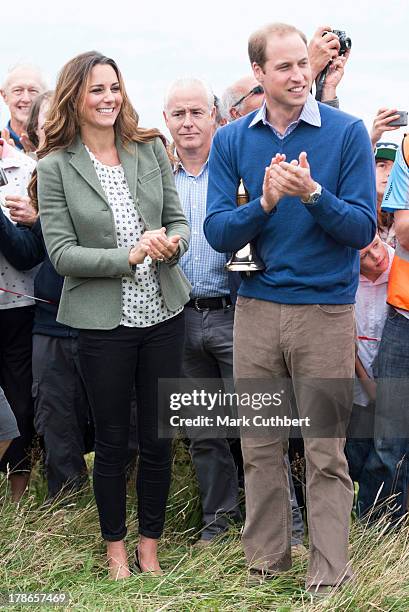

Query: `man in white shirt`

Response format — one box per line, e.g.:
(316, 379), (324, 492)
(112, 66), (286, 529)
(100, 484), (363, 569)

(346, 234), (403, 521)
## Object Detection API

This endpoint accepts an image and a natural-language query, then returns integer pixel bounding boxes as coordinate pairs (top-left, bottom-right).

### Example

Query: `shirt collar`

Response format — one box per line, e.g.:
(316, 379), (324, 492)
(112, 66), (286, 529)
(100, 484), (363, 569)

(6, 120), (24, 150)
(0, 138), (24, 168)
(249, 93), (321, 131)
(173, 153), (209, 178)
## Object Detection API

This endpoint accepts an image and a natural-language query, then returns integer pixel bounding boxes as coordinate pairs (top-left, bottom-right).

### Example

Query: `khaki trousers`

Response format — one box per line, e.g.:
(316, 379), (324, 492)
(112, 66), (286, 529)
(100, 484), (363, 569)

(234, 297), (355, 589)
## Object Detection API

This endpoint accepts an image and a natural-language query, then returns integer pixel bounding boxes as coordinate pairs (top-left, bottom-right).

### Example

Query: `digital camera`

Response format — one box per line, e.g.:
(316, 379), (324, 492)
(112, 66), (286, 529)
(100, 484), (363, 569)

(331, 29), (352, 56)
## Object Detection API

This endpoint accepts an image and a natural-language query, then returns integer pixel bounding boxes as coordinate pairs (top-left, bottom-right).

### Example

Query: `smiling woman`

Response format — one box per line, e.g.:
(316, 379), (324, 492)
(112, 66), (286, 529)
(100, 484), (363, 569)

(28, 51), (190, 580)
(81, 64), (123, 137)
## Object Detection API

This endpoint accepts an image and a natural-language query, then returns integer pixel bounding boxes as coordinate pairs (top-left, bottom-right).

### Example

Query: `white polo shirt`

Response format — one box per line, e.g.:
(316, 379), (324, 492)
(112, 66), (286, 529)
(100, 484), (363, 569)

(0, 140), (37, 310)
(354, 243), (395, 406)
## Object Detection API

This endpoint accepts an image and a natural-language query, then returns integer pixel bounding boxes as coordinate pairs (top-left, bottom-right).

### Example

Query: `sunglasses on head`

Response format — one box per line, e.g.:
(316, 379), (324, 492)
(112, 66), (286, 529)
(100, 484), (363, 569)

(231, 85), (264, 109)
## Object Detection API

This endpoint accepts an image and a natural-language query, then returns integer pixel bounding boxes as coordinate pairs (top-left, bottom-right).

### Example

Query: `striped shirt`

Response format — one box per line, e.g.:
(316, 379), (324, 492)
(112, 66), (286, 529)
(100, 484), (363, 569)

(174, 160), (229, 298)
(248, 93), (321, 138)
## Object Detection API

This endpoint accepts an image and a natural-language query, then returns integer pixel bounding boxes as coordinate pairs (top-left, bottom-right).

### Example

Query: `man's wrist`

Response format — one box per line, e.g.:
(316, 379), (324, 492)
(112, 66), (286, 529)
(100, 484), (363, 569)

(323, 96), (339, 109)
(322, 86), (337, 101)
(301, 182), (322, 204)
(301, 181), (318, 201)
(260, 196), (278, 214)
(163, 246), (180, 265)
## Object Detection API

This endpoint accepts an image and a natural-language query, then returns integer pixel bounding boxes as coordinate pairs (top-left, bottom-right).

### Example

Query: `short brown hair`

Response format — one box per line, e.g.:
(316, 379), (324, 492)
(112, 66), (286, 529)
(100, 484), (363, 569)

(248, 23), (307, 69)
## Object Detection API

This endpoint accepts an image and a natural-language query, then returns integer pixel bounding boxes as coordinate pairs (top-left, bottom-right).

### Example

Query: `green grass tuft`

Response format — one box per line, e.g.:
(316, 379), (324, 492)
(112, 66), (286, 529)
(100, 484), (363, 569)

(1, 440), (408, 611)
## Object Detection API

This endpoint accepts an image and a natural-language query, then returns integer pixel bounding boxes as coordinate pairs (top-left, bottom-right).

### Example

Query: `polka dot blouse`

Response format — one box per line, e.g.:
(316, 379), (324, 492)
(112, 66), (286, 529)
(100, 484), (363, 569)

(86, 146), (182, 328)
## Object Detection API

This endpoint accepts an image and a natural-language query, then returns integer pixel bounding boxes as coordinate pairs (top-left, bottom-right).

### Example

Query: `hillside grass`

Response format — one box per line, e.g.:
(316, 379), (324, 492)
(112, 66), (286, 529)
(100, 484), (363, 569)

(1, 441), (408, 611)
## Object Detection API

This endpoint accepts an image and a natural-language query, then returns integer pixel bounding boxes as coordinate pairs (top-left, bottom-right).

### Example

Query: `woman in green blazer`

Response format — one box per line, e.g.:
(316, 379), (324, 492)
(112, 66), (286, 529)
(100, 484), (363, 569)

(31, 51), (190, 579)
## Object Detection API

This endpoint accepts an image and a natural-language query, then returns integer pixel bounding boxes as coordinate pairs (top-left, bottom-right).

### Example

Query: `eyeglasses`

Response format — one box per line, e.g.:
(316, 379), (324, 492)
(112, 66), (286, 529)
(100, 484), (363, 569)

(231, 85), (264, 109)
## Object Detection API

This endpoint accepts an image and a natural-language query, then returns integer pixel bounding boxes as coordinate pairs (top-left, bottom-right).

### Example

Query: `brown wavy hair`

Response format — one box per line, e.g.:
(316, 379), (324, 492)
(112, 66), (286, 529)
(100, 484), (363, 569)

(29, 51), (166, 207)
(26, 90), (54, 149)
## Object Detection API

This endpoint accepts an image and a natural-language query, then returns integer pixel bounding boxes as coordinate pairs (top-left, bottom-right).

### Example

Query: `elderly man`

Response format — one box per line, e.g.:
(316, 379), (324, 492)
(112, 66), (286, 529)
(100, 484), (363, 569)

(204, 22), (375, 593)
(1, 64), (47, 150)
(163, 78), (241, 545)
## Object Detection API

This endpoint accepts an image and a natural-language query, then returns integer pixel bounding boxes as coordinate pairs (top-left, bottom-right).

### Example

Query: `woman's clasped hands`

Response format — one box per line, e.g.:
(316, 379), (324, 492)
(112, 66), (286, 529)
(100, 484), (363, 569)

(128, 227), (180, 265)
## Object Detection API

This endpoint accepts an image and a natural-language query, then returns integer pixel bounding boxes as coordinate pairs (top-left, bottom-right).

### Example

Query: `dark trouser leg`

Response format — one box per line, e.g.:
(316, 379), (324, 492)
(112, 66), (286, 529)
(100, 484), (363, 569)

(32, 334), (90, 498)
(183, 306), (241, 539)
(356, 438), (408, 521)
(78, 327), (137, 541)
(361, 309), (409, 523)
(78, 315), (185, 541)
(287, 454), (305, 545)
(135, 313), (185, 538)
(0, 306), (34, 474)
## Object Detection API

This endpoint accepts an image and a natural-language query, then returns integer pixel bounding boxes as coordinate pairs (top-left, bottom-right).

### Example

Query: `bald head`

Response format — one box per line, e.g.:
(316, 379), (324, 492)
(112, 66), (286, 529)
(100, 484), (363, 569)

(221, 75), (264, 122)
(163, 77), (216, 164)
(1, 64), (47, 93)
(163, 77), (214, 112)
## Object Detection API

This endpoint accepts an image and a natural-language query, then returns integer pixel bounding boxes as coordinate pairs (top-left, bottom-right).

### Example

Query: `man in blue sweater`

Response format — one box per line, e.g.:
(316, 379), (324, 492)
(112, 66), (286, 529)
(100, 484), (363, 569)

(204, 22), (376, 593)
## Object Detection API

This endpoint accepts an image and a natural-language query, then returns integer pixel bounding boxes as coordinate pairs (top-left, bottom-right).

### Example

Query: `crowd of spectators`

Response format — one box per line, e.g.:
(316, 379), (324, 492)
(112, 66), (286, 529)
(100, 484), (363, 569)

(0, 22), (408, 592)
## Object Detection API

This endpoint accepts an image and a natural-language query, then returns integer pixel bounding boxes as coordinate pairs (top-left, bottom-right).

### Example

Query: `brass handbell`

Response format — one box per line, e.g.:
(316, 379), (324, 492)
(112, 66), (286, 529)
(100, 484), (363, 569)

(225, 179), (265, 275)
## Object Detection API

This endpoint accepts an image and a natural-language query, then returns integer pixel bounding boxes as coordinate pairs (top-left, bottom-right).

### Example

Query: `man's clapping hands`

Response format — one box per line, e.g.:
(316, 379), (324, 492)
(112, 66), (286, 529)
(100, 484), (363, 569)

(261, 152), (317, 213)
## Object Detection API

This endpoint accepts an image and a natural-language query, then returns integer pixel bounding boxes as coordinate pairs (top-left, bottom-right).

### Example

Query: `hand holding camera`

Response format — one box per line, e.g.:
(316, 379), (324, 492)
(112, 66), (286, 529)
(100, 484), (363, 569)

(370, 108), (408, 148)
(312, 27), (352, 102)
(308, 26), (341, 81)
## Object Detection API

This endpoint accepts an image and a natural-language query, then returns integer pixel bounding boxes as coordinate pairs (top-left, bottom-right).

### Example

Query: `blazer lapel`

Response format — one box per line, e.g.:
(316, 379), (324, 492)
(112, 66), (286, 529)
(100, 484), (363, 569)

(68, 135), (109, 206)
(67, 134), (139, 206)
(117, 135), (138, 203)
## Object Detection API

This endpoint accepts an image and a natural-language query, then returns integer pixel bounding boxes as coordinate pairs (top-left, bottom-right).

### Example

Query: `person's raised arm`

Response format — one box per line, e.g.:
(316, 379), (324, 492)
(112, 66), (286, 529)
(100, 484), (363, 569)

(370, 108), (401, 149)
(308, 26), (340, 81)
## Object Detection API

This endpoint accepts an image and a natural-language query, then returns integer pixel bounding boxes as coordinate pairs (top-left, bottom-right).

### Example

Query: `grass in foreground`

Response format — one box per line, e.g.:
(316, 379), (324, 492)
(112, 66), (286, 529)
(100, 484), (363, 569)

(1, 441), (409, 611)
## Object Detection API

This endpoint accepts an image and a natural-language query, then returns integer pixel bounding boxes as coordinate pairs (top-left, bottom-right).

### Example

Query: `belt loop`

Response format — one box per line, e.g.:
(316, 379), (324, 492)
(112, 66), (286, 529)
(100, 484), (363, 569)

(222, 296), (231, 311)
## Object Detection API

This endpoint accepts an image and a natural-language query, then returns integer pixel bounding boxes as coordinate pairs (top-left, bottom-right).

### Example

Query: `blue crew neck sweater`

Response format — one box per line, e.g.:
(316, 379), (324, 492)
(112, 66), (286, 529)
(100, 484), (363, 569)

(204, 103), (376, 305)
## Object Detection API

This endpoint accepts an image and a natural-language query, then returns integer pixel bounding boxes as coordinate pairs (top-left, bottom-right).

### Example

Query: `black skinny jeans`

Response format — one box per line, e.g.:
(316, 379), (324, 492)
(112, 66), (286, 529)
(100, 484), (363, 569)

(0, 306), (35, 474)
(78, 312), (184, 541)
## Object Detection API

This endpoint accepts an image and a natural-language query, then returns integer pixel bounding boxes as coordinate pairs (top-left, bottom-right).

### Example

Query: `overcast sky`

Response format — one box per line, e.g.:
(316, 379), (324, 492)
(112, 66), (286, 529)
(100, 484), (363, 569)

(1, 0), (408, 143)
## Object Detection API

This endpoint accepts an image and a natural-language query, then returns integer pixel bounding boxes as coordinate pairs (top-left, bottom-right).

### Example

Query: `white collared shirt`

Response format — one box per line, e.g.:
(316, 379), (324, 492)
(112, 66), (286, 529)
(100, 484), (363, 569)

(248, 93), (321, 139)
(354, 243), (395, 406)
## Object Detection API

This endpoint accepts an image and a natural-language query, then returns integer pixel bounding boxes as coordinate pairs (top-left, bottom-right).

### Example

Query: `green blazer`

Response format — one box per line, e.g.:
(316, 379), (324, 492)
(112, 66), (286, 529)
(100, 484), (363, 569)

(37, 135), (191, 330)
